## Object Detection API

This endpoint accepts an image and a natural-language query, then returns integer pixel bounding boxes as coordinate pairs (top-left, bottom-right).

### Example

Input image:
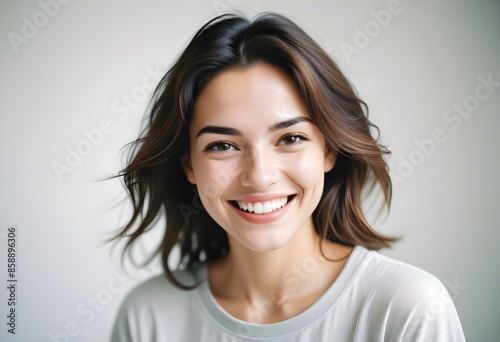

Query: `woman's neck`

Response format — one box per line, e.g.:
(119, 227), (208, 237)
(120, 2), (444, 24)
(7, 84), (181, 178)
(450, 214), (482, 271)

(208, 220), (353, 323)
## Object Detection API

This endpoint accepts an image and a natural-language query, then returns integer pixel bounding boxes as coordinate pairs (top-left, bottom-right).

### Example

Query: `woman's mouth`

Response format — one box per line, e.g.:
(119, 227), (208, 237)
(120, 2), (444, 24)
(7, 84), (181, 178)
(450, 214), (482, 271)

(230, 195), (296, 214)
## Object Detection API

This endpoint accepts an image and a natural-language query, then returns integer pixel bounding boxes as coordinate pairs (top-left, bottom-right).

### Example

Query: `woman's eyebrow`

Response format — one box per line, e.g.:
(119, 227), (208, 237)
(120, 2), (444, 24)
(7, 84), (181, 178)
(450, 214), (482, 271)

(196, 126), (242, 138)
(269, 116), (313, 132)
(196, 116), (313, 138)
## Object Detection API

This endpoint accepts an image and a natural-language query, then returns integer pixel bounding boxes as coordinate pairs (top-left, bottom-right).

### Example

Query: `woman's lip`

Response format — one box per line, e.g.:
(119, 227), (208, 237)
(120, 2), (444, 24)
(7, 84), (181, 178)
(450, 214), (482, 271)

(230, 193), (295, 202)
(229, 195), (295, 224)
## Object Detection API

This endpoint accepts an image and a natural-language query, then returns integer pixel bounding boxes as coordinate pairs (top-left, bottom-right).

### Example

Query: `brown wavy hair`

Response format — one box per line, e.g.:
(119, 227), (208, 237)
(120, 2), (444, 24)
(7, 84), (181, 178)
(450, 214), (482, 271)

(114, 12), (396, 289)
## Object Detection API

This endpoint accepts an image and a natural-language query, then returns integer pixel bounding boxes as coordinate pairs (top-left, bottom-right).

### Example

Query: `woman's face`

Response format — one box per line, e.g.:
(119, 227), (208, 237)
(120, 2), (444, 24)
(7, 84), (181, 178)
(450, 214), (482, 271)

(183, 64), (336, 252)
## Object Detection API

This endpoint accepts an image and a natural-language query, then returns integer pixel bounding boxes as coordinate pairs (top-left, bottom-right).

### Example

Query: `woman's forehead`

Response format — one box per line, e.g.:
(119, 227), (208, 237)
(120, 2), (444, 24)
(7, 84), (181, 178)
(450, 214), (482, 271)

(192, 64), (310, 129)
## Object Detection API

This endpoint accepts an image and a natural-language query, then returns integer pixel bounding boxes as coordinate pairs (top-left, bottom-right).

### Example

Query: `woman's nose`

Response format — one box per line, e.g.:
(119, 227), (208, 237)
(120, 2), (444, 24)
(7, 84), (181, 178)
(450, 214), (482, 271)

(239, 147), (279, 190)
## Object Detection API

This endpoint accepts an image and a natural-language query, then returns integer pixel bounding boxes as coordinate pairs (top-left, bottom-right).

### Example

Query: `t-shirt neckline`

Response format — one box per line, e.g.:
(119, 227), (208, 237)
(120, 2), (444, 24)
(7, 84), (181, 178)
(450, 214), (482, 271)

(195, 245), (371, 339)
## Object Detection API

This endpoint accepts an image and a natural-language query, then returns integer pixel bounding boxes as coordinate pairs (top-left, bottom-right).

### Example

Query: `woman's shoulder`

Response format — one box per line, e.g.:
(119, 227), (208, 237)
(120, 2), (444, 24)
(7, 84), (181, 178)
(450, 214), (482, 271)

(351, 246), (447, 291)
(351, 246), (456, 313)
(110, 268), (204, 342)
(119, 267), (203, 309)
(346, 246), (465, 341)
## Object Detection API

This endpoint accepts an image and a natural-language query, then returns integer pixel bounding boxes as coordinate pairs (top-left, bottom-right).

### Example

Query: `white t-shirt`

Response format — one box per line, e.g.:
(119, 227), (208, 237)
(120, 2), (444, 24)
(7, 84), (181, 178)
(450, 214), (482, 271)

(110, 246), (466, 341)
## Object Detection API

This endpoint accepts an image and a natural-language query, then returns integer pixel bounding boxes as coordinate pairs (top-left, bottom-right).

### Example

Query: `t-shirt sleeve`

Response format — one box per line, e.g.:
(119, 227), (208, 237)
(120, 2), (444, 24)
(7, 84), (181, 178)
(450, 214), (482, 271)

(108, 273), (197, 342)
(110, 290), (155, 342)
(390, 271), (467, 342)
(110, 300), (133, 342)
(109, 274), (171, 342)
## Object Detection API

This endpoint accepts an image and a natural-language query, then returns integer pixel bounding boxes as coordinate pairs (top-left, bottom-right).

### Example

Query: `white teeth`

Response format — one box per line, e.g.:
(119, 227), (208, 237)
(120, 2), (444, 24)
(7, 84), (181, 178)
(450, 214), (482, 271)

(254, 202), (264, 214)
(235, 196), (290, 214)
(271, 200), (277, 211)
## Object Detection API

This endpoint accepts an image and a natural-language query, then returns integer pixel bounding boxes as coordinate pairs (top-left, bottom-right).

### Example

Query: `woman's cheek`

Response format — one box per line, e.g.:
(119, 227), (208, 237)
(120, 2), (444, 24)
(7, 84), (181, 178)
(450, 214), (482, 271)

(282, 150), (325, 185)
(195, 158), (241, 200)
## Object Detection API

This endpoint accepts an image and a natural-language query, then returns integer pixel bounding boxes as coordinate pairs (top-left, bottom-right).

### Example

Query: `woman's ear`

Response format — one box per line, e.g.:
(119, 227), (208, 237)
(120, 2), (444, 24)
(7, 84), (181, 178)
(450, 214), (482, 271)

(181, 155), (196, 184)
(324, 148), (337, 173)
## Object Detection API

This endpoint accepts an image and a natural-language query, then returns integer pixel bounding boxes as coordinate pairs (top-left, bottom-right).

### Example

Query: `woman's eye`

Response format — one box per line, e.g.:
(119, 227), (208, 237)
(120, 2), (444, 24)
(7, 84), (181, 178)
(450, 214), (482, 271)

(279, 134), (307, 146)
(205, 142), (236, 152)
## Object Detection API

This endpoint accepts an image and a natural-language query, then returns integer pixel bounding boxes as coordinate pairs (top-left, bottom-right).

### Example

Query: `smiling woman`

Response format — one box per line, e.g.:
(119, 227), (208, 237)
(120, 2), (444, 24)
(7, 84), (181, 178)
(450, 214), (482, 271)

(182, 64), (336, 253)
(110, 12), (465, 341)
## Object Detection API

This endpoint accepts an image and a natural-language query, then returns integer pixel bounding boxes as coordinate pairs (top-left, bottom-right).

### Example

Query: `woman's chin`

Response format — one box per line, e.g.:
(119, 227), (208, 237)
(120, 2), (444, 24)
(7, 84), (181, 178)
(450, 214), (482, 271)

(235, 230), (294, 253)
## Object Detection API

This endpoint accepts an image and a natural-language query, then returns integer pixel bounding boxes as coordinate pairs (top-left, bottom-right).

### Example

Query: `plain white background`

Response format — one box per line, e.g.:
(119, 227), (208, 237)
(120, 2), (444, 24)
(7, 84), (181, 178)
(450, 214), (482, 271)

(1, 0), (499, 340)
